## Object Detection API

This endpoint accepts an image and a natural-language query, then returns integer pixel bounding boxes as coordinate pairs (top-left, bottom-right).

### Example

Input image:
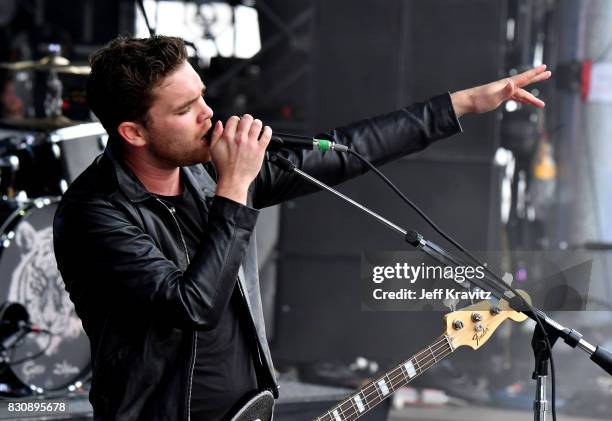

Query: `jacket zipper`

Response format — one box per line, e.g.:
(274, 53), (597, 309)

(235, 271), (277, 394)
(155, 198), (190, 266)
(155, 198), (196, 421)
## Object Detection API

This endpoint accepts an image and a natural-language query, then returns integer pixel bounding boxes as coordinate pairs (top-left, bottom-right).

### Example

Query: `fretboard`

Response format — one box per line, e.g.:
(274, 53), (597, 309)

(313, 335), (454, 421)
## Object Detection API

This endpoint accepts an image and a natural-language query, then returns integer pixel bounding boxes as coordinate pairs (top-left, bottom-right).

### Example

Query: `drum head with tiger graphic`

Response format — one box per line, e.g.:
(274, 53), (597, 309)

(0, 200), (90, 391)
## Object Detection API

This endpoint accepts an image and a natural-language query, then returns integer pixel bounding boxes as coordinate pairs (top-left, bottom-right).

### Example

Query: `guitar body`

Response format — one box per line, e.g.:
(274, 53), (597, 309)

(229, 390), (275, 421)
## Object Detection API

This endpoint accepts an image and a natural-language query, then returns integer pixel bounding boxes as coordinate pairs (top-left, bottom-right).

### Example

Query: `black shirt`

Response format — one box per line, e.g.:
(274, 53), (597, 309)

(155, 186), (258, 420)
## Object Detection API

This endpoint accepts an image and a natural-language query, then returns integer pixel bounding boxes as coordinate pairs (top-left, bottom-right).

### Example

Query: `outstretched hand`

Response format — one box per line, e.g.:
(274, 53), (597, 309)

(450, 65), (552, 117)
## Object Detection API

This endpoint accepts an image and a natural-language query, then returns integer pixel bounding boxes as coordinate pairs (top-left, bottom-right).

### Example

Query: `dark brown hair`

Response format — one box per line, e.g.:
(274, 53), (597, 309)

(86, 35), (187, 137)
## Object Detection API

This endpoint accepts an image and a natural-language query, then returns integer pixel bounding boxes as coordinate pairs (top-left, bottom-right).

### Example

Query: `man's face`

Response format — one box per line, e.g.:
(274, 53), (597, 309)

(141, 61), (214, 168)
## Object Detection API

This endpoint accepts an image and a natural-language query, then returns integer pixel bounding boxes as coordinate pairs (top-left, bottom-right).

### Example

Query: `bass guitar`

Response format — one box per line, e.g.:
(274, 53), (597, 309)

(231, 293), (529, 421)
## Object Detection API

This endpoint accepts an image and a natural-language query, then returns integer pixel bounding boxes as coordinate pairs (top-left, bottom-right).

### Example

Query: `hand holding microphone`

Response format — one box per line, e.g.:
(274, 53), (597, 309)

(209, 114), (349, 204)
(205, 117), (348, 152)
(210, 114), (272, 205)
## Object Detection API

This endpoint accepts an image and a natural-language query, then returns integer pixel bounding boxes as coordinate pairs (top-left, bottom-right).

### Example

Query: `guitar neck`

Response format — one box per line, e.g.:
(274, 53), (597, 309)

(314, 335), (455, 421)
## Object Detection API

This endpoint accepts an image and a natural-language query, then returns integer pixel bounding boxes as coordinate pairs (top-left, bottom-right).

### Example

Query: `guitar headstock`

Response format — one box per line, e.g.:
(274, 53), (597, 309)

(444, 291), (530, 350)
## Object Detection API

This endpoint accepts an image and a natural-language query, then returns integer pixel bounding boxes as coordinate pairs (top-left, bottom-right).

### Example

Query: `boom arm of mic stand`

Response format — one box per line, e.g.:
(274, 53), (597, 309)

(268, 154), (508, 298)
(268, 154), (408, 236)
(268, 153), (612, 376)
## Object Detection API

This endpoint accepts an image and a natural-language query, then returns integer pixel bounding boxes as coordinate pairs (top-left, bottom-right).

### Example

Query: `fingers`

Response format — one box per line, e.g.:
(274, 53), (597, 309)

(501, 80), (517, 100)
(248, 118), (263, 140)
(223, 115), (240, 143)
(209, 120), (224, 146)
(529, 70), (552, 84)
(512, 64), (546, 86)
(506, 65), (550, 108)
(514, 88), (545, 108)
(224, 114), (271, 144)
(259, 125), (272, 150)
(512, 64), (552, 88)
(236, 114), (255, 144)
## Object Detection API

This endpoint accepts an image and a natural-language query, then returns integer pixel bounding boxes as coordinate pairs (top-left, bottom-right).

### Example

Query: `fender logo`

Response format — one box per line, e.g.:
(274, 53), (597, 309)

(473, 326), (489, 346)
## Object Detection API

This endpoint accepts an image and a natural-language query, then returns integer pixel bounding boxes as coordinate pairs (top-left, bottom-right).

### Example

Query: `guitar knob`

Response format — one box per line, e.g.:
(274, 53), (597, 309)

(471, 312), (483, 322)
(452, 320), (464, 330)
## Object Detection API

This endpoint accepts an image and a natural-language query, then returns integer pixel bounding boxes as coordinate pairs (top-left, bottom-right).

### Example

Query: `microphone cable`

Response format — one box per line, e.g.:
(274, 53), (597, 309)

(273, 132), (558, 421)
(7, 331), (53, 366)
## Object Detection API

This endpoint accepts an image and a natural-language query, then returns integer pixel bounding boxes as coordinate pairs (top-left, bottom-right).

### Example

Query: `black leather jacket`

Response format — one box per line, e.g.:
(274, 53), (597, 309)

(53, 93), (461, 421)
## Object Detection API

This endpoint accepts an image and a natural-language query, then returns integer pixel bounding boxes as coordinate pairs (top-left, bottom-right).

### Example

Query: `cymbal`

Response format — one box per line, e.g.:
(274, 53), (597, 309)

(55, 65), (91, 75)
(39, 56), (70, 66)
(0, 55), (90, 75)
(0, 116), (80, 131)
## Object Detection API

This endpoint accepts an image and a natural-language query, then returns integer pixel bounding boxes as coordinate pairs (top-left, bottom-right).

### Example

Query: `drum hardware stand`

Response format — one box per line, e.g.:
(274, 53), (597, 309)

(43, 44), (64, 119)
(268, 152), (612, 411)
(0, 155), (19, 198)
(0, 303), (31, 364)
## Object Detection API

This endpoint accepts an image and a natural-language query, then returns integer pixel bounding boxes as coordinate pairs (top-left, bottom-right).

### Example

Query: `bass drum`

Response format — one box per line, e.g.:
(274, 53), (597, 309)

(0, 198), (90, 394)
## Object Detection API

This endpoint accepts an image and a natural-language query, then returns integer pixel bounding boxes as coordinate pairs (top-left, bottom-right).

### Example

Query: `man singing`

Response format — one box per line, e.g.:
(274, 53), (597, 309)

(53, 35), (550, 420)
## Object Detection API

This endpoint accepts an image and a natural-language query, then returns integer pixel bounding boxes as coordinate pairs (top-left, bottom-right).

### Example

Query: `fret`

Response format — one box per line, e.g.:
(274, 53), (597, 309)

(316, 411), (332, 421)
(353, 393), (366, 413)
(317, 337), (457, 421)
(332, 409), (342, 421)
(413, 352), (423, 374)
(338, 399), (355, 419)
(404, 360), (418, 378)
(416, 345), (436, 372)
(338, 400), (351, 412)
(377, 378), (390, 396)
(399, 362), (409, 381)
(386, 373), (395, 392)
(328, 410), (338, 421)
(387, 367), (403, 390)
(445, 335), (455, 352)
(436, 339), (452, 362)
(347, 398), (359, 419)
(362, 389), (371, 410)
(361, 383), (378, 409)
(385, 373), (393, 392)
(370, 381), (383, 403)
(414, 351), (426, 374)
(428, 345), (437, 364)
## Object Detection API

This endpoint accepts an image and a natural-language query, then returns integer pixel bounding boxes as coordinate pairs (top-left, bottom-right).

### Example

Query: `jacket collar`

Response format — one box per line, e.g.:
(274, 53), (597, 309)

(104, 137), (217, 204)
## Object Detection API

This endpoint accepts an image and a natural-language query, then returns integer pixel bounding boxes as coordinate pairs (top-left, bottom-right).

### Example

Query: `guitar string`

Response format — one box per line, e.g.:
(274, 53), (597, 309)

(338, 338), (451, 420)
(320, 311), (503, 420)
(330, 310), (501, 420)
(317, 337), (450, 421)
(331, 338), (450, 421)
(317, 336), (452, 421)
(317, 337), (449, 420)
(343, 317), (497, 420)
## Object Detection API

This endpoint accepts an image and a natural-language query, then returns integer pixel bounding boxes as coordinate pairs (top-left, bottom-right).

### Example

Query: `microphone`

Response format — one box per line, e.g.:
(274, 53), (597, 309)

(0, 302), (49, 352)
(1, 321), (48, 351)
(268, 134), (348, 152)
(204, 121), (349, 152)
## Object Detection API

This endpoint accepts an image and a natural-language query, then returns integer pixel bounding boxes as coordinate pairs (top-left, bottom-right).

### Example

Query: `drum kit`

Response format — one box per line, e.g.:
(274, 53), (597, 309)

(0, 52), (104, 397)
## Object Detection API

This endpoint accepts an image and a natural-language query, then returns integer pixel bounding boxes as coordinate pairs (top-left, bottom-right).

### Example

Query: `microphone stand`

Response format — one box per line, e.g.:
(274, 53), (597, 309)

(268, 153), (612, 421)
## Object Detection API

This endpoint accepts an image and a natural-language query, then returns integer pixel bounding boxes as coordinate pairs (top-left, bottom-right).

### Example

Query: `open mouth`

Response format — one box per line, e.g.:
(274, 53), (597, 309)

(201, 120), (216, 144)
(202, 130), (212, 144)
